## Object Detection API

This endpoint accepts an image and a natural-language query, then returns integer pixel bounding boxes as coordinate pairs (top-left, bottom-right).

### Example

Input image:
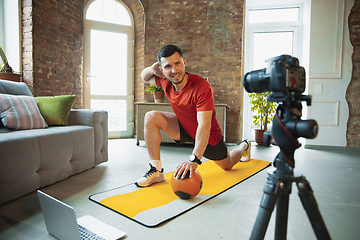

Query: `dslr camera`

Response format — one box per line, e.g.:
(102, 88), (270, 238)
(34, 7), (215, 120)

(243, 55), (306, 105)
(243, 54), (317, 142)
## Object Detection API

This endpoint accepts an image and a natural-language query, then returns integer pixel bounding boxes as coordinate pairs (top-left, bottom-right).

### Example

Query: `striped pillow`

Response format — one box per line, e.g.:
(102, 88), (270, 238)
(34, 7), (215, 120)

(0, 94), (48, 130)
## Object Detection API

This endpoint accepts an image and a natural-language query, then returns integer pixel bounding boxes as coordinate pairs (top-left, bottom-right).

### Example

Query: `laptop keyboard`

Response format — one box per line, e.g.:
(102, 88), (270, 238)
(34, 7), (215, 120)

(78, 224), (106, 240)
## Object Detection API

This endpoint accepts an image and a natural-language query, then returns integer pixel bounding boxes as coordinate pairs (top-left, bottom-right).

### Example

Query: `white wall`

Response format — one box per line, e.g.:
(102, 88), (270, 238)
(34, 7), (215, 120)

(306, 0), (354, 147)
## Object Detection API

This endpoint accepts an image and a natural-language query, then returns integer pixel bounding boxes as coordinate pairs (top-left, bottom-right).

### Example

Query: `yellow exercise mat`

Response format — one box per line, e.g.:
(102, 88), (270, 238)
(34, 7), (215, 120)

(89, 159), (270, 227)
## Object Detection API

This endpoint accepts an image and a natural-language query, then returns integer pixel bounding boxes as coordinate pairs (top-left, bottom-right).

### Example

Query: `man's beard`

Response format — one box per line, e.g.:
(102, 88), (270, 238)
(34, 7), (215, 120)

(167, 72), (186, 85)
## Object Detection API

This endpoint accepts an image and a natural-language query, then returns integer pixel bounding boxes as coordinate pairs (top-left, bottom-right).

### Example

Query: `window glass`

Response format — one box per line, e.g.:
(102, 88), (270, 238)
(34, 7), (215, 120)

(249, 8), (299, 23)
(90, 29), (128, 96)
(91, 99), (127, 131)
(253, 31), (293, 69)
(0, 0), (20, 72)
(0, 0), (5, 63)
(86, 0), (131, 26)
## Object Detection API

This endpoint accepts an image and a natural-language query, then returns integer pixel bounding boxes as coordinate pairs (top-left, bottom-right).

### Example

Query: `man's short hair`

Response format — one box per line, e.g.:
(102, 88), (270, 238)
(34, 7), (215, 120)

(157, 45), (184, 64)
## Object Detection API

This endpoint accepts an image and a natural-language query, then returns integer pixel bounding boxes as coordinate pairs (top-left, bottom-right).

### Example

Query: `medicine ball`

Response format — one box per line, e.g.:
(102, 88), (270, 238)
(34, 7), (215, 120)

(171, 170), (203, 199)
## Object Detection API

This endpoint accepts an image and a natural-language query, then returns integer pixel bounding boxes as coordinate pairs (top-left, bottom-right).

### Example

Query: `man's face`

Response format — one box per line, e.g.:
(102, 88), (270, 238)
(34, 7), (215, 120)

(159, 52), (187, 85)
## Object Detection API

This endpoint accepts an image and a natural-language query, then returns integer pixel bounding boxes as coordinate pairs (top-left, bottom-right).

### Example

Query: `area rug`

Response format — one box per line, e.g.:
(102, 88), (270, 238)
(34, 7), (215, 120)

(89, 159), (270, 227)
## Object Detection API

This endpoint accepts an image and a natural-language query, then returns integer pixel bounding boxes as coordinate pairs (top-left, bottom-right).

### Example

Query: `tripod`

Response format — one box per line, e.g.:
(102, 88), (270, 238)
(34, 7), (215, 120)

(249, 99), (331, 240)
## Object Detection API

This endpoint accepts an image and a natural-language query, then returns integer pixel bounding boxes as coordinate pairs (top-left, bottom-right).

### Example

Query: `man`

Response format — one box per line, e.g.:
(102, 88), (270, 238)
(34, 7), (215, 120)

(136, 44), (251, 187)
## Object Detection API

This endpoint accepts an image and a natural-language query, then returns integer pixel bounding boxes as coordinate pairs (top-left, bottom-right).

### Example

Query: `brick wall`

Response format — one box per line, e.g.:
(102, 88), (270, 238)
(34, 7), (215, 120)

(22, 0), (145, 110)
(141, 0), (244, 143)
(22, 0), (84, 108)
(22, 0), (34, 93)
(122, 0), (146, 104)
(348, 1), (360, 147)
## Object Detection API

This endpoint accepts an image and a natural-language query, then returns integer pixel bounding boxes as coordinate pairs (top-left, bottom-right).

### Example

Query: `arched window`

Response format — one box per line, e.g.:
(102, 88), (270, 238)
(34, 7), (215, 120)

(84, 0), (134, 138)
(86, 0), (131, 26)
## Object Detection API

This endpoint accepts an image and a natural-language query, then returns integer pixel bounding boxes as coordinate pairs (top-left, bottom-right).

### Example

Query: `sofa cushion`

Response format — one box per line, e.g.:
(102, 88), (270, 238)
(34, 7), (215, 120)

(36, 95), (76, 126)
(0, 80), (33, 96)
(0, 93), (48, 130)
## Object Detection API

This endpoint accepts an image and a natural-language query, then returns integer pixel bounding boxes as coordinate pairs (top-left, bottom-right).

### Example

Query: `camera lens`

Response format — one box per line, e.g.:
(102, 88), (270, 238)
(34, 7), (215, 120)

(243, 68), (271, 93)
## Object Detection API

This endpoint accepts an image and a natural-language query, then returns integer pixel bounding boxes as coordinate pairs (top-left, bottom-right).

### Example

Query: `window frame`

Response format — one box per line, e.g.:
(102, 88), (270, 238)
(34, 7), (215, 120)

(248, 7), (300, 24)
(247, 26), (299, 71)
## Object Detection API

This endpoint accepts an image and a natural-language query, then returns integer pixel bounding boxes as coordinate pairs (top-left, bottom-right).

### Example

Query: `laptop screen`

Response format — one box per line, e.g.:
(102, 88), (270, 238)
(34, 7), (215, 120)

(37, 191), (81, 240)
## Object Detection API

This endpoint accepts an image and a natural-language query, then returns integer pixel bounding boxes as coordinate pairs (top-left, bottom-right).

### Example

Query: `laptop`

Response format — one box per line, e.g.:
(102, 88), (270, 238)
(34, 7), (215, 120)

(37, 190), (126, 240)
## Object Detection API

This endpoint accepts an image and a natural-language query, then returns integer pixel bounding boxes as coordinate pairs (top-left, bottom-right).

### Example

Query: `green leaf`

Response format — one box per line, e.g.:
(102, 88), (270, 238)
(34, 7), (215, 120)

(146, 84), (164, 94)
(248, 92), (277, 130)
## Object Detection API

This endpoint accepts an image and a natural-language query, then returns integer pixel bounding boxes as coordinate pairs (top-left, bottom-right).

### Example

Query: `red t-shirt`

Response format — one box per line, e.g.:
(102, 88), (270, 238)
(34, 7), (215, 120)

(155, 73), (223, 146)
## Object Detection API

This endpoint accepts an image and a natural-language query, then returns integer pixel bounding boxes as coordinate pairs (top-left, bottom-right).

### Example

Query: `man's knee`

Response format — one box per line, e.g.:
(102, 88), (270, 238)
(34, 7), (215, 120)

(145, 110), (161, 124)
(219, 164), (233, 171)
(214, 157), (233, 170)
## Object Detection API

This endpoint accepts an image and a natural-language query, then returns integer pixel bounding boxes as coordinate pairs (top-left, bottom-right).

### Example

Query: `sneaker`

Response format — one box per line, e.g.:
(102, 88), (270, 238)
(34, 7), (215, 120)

(135, 163), (165, 187)
(241, 139), (251, 162)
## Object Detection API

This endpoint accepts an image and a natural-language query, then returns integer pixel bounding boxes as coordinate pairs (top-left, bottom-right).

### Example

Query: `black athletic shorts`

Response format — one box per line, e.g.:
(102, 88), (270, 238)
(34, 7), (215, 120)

(175, 121), (228, 161)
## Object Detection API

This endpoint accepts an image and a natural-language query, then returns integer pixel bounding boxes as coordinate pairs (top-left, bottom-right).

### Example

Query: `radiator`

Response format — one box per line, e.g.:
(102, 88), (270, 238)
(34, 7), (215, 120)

(135, 102), (227, 146)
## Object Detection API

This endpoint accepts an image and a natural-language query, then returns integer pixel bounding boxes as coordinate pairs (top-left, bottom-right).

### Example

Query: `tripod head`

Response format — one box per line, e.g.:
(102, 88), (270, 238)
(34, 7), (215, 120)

(265, 93), (318, 174)
(243, 55), (318, 174)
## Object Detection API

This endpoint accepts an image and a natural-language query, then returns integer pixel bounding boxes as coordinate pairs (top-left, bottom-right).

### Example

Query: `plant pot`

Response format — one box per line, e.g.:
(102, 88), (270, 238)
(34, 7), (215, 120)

(254, 129), (266, 146)
(0, 72), (21, 82)
(154, 91), (165, 103)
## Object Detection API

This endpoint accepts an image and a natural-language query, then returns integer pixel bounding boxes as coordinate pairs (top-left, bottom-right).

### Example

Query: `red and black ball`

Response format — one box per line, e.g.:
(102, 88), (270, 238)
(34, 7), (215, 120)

(171, 170), (203, 199)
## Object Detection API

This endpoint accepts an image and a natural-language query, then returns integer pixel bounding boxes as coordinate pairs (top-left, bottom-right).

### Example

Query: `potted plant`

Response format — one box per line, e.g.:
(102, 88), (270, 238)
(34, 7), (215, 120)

(0, 44), (21, 82)
(248, 92), (277, 145)
(146, 84), (165, 103)
(0, 44), (13, 73)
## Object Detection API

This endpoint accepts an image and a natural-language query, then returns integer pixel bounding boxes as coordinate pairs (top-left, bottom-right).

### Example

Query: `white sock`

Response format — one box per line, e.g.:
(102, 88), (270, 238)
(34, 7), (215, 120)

(150, 160), (162, 171)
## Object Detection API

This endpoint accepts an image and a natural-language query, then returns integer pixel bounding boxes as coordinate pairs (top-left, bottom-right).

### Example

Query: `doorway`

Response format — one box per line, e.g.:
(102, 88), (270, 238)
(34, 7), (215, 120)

(83, 0), (134, 138)
(243, 2), (307, 141)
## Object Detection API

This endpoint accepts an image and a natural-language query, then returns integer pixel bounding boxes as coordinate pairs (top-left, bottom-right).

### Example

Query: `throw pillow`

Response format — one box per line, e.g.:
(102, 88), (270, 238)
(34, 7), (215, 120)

(36, 95), (76, 126)
(0, 93), (48, 130)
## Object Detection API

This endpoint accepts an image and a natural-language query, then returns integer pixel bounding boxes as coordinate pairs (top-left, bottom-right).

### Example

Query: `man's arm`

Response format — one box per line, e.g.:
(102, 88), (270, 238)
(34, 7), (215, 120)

(192, 110), (212, 160)
(174, 110), (212, 179)
(141, 62), (165, 85)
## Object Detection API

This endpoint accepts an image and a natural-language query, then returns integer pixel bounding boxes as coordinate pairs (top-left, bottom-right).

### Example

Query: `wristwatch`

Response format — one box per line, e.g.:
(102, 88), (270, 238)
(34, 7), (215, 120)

(189, 154), (202, 165)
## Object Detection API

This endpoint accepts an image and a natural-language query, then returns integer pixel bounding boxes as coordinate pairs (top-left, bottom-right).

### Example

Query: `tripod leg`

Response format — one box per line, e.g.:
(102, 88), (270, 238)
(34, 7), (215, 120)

(296, 177), (332, 240)
(275, 180), (292, 240)
(250, 175), (283, 240)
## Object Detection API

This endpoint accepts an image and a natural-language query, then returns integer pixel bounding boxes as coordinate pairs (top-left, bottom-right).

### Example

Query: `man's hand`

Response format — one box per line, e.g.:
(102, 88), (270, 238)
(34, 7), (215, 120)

(174, 161), (198, 180)
(150, 62), (165, 78)
(141, 62), (165, 83)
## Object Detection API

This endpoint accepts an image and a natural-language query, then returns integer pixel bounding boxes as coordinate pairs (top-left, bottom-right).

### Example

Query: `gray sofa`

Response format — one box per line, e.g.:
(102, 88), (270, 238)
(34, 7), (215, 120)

(0, 80), (108, 205)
